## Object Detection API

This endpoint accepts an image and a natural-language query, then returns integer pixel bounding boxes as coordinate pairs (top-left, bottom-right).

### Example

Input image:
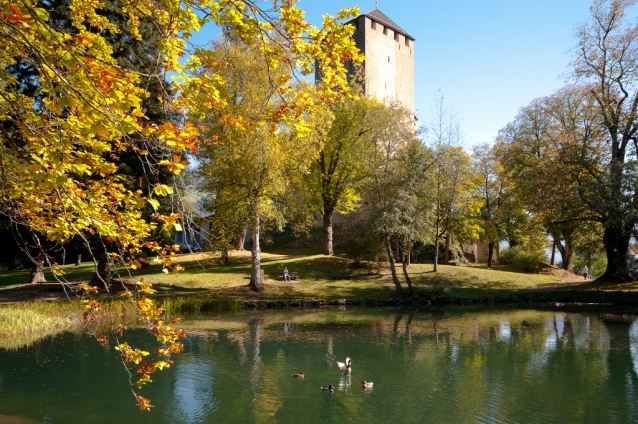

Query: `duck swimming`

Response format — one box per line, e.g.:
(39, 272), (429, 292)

(362, 381), (373, 388)
(292, 372), (304, 378)
(321, 385), (335, 393)
(337, 357), (352, 375)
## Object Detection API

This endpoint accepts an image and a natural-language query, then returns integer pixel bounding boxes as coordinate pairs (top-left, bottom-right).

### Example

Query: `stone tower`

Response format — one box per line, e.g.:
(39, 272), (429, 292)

(345, 9), (415, 113)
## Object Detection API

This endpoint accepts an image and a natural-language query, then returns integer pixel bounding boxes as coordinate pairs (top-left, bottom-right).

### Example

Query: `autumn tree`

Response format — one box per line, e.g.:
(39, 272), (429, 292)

(572, 0), (638, 281)
(472, 143), (507, 267)
(361, 101), (419, 294)
(422, 96), (480, 270)
(193, 37), (328, 291)
(303, 94), (392, 256)
(1, 0), (363, 408)
(497, 86), (606, 272)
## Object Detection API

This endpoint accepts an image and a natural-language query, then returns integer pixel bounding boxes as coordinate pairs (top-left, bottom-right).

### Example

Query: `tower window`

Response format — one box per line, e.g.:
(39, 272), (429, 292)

(394, 33), (399, 42)
(383, 27), (388, 35)
(388, 56), (390, 62)
(405, 38), (410, 47)
(371, 21), (376, 29)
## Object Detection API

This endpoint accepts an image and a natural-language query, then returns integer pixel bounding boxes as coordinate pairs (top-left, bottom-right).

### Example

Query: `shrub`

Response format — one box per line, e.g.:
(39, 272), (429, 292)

(499, 246), (546, 273)
(338, 234), (384, 264)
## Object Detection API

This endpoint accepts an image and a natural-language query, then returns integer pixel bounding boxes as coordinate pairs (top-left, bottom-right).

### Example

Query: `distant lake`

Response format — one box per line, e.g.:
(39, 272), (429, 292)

(1, 306), (638, 423)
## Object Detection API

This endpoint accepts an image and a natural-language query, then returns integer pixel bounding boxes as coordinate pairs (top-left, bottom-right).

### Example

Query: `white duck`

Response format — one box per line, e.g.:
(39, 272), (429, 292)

(337, 357), (352, 375)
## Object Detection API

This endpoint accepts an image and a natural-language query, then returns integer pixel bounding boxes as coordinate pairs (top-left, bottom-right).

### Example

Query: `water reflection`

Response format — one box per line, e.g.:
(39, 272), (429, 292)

(2, 308), (638, 423)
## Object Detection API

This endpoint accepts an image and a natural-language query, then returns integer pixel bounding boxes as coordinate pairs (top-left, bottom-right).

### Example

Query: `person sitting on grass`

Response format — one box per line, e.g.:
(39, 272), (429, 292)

(283, 267), (290, 282)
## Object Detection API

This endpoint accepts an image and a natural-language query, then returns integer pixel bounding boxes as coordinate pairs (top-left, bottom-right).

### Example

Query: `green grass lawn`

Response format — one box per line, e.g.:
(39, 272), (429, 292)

(0, 243), (590, 301)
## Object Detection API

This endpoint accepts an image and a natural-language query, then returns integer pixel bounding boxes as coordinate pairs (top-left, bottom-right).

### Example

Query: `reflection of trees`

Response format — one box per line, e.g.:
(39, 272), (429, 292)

(170, 309), (638, 422)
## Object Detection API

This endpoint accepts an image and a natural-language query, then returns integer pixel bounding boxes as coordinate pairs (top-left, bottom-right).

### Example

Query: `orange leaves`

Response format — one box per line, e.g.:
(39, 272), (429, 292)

(217, 114), (252, 130)
(1, 4), (32, 28)
(132, 391), (154, 412)
(96, 334), (108, 347)
(159, 155), (189, 174)
(81, 298), (102, 312)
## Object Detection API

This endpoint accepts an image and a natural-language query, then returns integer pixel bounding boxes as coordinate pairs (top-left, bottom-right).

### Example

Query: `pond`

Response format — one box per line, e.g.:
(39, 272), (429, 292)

(1, 306), (638, 423)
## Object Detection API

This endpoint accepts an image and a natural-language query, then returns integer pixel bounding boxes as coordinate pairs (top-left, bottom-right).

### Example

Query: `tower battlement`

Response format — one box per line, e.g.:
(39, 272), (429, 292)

(345, 9), (415, 113)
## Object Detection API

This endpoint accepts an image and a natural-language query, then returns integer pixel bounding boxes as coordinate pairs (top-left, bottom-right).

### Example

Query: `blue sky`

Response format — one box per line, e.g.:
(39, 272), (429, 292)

(194, 1), (597, 145)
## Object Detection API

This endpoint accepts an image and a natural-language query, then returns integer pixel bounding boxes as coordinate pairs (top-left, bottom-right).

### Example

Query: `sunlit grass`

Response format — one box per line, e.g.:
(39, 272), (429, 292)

(0, 302), (79, 350)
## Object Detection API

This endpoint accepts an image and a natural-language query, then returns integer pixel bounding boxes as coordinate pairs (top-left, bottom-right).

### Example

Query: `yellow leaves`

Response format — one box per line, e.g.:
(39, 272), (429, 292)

(79, 283), (99, 294)
(115, 342), (149, 365)
(135, 278), (157, 295)
(153, 184), (174, 196)
(158, 155), (189, 174)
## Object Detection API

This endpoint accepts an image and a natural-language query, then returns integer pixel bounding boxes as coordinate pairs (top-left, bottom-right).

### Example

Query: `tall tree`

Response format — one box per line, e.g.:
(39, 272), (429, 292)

(572, 0), (638, 281)
(497, 87), (602, 271)
(304, 95), (384, 256)
(362, 101), (418, 294)
(194, 38), (323, 291)
(423, 96), (479, 270)
(472, 143), (506, 267)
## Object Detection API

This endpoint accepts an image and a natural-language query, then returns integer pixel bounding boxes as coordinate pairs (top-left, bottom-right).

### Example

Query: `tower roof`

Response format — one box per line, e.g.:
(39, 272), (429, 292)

(357, 9), (414, 40)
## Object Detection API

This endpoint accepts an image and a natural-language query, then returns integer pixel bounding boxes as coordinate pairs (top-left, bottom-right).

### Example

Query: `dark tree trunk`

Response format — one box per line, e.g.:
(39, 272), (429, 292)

(433, 234), (440, 272)
(91, 260), (112, 289)
(75, 253), (82, 266)
(385, 233), (402, 295)
(249, 214), (265, 292)
(235, 228), (247, 251)
(443, 233), (450, 264)
(487, 241), (494, 268)
(401, 250), (413, 295)
(555, 237), (574, 272)
(322, 210), (334, 256)
(598, 224), (632, 282)
(28, 253), (47, 284)
(550, 239), (556, 266)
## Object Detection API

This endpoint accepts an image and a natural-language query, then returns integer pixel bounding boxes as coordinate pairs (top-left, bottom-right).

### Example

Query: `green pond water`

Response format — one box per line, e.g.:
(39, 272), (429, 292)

(2, 306), (638, 423)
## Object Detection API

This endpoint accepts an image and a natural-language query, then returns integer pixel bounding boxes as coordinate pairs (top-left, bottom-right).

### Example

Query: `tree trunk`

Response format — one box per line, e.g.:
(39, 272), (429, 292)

(401, 251), (413, 295)
(487, 241), (494, 268)
(249, 214), (265, 292)
(550, 239), (556, 266)
(598, 223), (632, 282)
(385, 233), (402, 295)
(433, 216), (440, 272)
(322, 210), (334, 256)
(443, 233), (450, 264)
(28, 253), (47, 284)
(75, 253), (82, 266)
(91, 260), (112, 289)
(433, 235), (439, 272)
(555, 237), (574, 272)
(235, 228), (247, 251)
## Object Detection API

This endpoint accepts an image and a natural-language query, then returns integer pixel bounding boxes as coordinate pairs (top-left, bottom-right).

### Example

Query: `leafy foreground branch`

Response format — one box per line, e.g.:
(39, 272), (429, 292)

(79, 277), (186, 411)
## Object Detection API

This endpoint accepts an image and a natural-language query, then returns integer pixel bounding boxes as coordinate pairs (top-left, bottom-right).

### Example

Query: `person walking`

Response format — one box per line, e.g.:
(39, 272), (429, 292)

(583, 265), (589, 279)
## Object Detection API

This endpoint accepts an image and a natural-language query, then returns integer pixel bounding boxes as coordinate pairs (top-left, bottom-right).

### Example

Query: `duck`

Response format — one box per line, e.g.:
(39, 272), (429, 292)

(337, 357), (352, 375)
(321, 385), (335, 393)
(292, 372), (304, 378)
(362, 381), (373, 388)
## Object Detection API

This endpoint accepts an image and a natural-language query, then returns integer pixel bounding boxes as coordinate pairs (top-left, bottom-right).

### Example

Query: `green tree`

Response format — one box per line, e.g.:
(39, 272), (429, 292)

(304, 95), (386, 256)
(472, 143), (507, 267)
(361, 101), (420, 294)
